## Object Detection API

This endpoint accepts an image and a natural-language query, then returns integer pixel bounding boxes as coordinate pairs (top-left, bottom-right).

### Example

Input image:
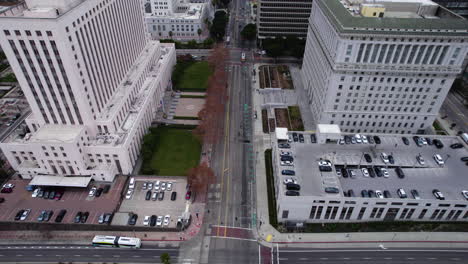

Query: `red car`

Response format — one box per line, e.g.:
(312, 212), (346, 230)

(54, 191), (64, 200)
(185, 191), (192, 200)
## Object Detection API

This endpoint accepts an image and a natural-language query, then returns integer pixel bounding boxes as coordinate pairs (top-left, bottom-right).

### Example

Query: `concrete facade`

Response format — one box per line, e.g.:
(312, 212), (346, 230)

(301, 0), (468, 134)
(0, 0), (176, 185)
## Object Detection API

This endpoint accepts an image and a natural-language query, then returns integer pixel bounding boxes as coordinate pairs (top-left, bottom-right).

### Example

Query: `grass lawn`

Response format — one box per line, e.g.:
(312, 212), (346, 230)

(287, 106), (304, 131)
(264, 149), (278, 228)
(178, 61), (212, 91)
(141, 127), (201, 176)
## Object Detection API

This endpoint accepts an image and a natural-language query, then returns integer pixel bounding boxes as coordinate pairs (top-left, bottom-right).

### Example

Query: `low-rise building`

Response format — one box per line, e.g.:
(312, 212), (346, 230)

(274, 125), (468, 224)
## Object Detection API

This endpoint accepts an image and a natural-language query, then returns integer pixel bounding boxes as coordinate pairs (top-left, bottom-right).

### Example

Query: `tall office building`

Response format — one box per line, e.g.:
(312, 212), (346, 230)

(301, 0), (468, 134)
(257, 0), (312, 39)
(433, 0), (468, 18)
(0, 0), (175, 187)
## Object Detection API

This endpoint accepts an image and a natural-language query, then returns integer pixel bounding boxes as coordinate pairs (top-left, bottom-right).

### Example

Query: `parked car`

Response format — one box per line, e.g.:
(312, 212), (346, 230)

(81, 212), (89, 223)
(420, 137), (428, 146)
(280, 156), (294, 162)
(341, 168), (349, 178)
(0, 197), (4, 203)
(54, 191), (63, 200)
(161, 182), (167, 191)
(450, 143), (463, 149)
(145, 190), (152, 200)
(142, 182), (147, 190)
(282, 170), (295, 176)
(362, 135), (369, 144)
(381, 168), (389, 178)
(336, 169), (342, 177)
(361, 190), (369, 198)
(411, 189), (420, 199)
(185, 191), (192, 200)
(395, 167), (405, 179)
(351, 137), (357, 144)
(292, 133), (298, 142)
(156, 216), (163, 226)
(163, 215), (170, 226)
(324, 187), (339, 194)
(355, 134), (363, 143)
(154, 180), (160, 191)
(95, 188), (103, 197)
(88, 187), (97, 197)
(318, 160), (332, 171)
(150, 215), (157, 226)
(159, 191), (165, 201)
(402, 137), (410, 145)
(103, 185), (111, 193)
(152, 191), (159, 201)
(280, 161), (294, 166)
(298, 134), (304, 143)
(43, 190), (49, 198)
(44, 210), (53, 222)
(368, 167), (376, 178)
(104, 213), (113, 224)
(37, 210), (47, 222)
(417, 155), (425, 165)
(348, 169), (356, 178)
(55, 209), (67, 223)
(98, 214), (105, 224)
(383, 190), (391, 198)
(375, 190), (384, 199)
(167, 182), (173, 191)
(375, 167), (383, 177)
(147, 182), (153, 190)
(125, 189), (133, 199)
(373, 136), (381, 144)
(310, 134), (317, 143)
(433, 154), (445, 166)
(461, 157), (468, 162)
(380, 152), (390, 163)
(364, 153), (372, 163)
(426, 137), (433, 145)
(74, 212), (82, 223)
(367, 135), (375, 144)
(413, 136), (421, 146)
(171, 191), (177, 201)
(286, 183), (301, 191)
(278, 143), (291, 149)
(285, 190), (300, 196)
(32, 188), (41, 198)
(143, 216), (150, 226)
(361, 168), (369, 177)
(15, 210), (25, 221)
(388, 155), (395, 164)
(433, 139), (444, 149)
(397, 188), (407, 199)
(128, 214), (138, 225)
(280, 151), (292, 157)
(461, 190), (468, 200)
(344, 135), (351, 144)
(368, 190), (376, 198)
(37, 189), (44, 198)
(48, 191), (55, 199)
(20, 209), (31, 221)
(283, 178), (298, 185)
(432, 189), (445, 200)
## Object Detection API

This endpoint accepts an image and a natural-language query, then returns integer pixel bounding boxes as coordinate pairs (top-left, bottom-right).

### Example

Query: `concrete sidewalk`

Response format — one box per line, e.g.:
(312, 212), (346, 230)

(251, 64), (468, 249)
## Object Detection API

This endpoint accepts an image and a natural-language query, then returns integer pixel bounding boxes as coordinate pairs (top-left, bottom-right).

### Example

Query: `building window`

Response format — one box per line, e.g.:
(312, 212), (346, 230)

(282, 210), (289, 219)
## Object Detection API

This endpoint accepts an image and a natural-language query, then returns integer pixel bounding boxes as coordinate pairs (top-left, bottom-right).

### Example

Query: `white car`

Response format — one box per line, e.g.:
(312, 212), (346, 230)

(163, 215), (170, 226)
(3, 183), (15, 189)
(147, 182), (153, 190)
(375, 190), (384, 199)
(143, 216), (150, 226)
(156, 216), (163, 226)
(318, 160), (332, 167)
(380, 152), (390, 163)
(381, 168), (389, 178)
(161, 182), (166, 191)
(355, 134), (362, 143)
(283, 178), (298, 185)
(362, 135), (368, 144)
(336, 169), (342, 177)
(462, 190), (468, 200)
(433, 154), (444, 166)
(349, 169), (356, 178)
(280, 151), (292, 156)
(125, 189), (133, 199)
(280, 161), (294, 166)
(420, 137), (428, 145)
(31, 188), (41, 198)
(417, 155), (425, 165)
(142, 182), (147, 190)
(167, 182), (173, 191)
(361, 168), (369, 177)
(20, 209), (31, 221)
(88, 187), (97, 197)
(154, 181), (160, 191)
(338, 139), (345, 145)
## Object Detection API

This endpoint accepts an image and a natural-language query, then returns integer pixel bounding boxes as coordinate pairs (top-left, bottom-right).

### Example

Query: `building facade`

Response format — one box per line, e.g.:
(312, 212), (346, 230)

(144, 0), (211, 40)
(433, 0), (468, 18)
(301, 0), (468, 134)
(257, 0), (312, 39)
(0, 0), (176, 186)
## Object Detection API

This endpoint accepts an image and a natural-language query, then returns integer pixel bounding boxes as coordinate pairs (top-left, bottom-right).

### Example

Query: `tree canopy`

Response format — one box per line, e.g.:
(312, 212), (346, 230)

(210, 11), (228, 41)
(241, 24), (257, 41)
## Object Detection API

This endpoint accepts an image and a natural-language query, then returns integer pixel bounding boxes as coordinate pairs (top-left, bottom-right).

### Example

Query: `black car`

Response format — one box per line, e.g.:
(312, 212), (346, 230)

(375, 167), (383, 177)
(402, 137), (409, 145)
(74, 212), (82, 223)
(347, 189), (355, 197)
(433, 139), (444, 149)
(310, 134), (317, 143)
(367, 136), (375, 144)
(413, 136), (420, 145)
(103, 185), (111, 193)
(278, 143), (291, 149)
(461, 157), (468, 162)
(43, 191), (49, 199)
(280, 156), (294, 162)
(341, 168), (349, 178)
(344, 135), (351, 144)
(145, 190), (152, 200)
(292, 133), (298, 142)
(150, 215), (157, 226)
(395, 167), (405, 178)
(49, 191), (55, 199)
(450, 143), (463, 149)
(368, 190), (376, 198)
(286, 183), (301, 191)
(55, 209), (67, 223)
(128, 214), (138, 225)
(298, 134), (304, 143)
(426, 138), (433, 145)
(285, 190), (300, 196)
(95, 188), (103, 197)
(368, 167), (376, 178)
(0, 197), (4, 203)
(15, 210), (25, 221)
(159, 191), (164, 201)
(44, 210), (53, 222)
(171, 191), (177, 201)
(373, 136), (381, 144)
(388, 155), (395, 164)
(81, 212), (89, 223)
(411, 189), (420, 199)
(104, 213), (113, 224)
(364, 153), (372, 163)
(383, 190), (392, 198)
(324, 187), (339, 194)
(282, 170), (295, 176)
(361, 190), (369, 198)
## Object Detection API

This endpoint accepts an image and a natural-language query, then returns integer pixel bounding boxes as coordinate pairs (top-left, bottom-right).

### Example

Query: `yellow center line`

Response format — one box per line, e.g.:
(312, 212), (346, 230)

(216, 70), (232, 237)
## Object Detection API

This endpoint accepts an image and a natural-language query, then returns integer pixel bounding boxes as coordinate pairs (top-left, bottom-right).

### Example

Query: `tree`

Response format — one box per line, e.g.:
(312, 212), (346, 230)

(197, 28), (202, 41)
(187, 162), (215, 194)
(160, 253), (171, 264)
(210, 11), (228, 41)
(241, 24), (257, 41)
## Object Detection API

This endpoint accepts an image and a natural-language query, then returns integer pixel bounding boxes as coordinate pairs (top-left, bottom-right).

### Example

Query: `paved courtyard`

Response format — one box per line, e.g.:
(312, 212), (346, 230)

(175, 98), (205, 117)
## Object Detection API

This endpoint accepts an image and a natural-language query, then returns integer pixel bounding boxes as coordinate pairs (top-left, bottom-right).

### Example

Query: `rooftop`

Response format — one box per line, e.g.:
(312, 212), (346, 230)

(317, 0), (468, 36)
(146, 3), (204, 19)
(30, 125), (83, 143)
(276, 132), (468, 202)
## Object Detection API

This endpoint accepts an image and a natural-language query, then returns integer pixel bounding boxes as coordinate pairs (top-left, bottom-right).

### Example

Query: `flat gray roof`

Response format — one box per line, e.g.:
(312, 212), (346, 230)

(318, 0), (468, 37)
(276, 133), (468, 202)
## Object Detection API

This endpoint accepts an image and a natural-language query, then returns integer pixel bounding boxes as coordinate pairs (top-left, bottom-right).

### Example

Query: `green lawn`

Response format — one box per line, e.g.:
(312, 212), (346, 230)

(141, 127), (201, 176)
(178, 61), (212, 91)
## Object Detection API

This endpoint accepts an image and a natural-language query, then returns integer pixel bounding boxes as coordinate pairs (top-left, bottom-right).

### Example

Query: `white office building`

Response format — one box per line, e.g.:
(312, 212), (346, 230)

(144, 0), (211, 40)
(0, 0), (176, 187)
(301, 0), (468, 134)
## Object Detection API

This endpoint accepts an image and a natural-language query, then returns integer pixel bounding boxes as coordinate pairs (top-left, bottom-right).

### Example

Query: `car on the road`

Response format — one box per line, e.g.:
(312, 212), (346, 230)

(145, 190), (152, 200)
(20, 209), (31, 221)
(152, 191), (159, 201)
(88, 187), (97, 197)
(433, 154), (445, 166)
(125, 189), (133, 199)
(163, 215), (170, 226)
(278, 143), (291, 149)
(462, 190), (468, 200)
(55, 210), (67, 223)
(433, 139), (444, 149)
(364, 153), (372, 163)
(167, 182), (173, 191)
(150, 215), (157, 227)
(74, 212), (82, 223)
(95, 188), (103, 197)
(402, 137), (410, 145)
(298, 134), (304, 143)
(375, 190), (384, 199)
(156, 216), (163, 226)
(450, 143), (463, 149)
(411, 189), (421, 200)
(143, 216), (150, 226)
(81, 212), (89, 223)
(282, 169), (295, 176)
(433, 189), (445, 200)
(171, 191), (177, 201)
(37, 210), (47, 222)
(128, 214), (138, 225)
(15, 210), (25, 221)
(185, 190), (192, 200)
(417, 155), (425, 165)
(361, 168), (369, 177)
(285, 190), (300, 196)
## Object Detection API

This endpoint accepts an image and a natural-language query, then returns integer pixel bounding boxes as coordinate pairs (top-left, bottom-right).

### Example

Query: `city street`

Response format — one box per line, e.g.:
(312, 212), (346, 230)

(439, 91), (468, 134)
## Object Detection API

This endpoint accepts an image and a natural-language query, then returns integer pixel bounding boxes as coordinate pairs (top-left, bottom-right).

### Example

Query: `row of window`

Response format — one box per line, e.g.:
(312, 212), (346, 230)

(4, 30), (52, 37)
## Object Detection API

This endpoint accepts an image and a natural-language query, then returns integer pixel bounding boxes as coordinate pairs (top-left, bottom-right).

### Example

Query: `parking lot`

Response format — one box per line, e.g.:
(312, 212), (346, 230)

(275, 132), (468, 201)
(116, 176), (188, 228)
(0, 176), (125, 224)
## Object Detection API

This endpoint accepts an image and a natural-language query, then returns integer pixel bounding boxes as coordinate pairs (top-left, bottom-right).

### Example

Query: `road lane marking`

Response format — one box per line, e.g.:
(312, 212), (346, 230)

(320, 258), (328, 260)
(407, 257), (415, 260)
(427, 258), (437, 260)
(74, 255), (81, 257)
(384, 257), (393, 260)
(35, 255), (42, 257)
(93, 255), (101, 257)
(451, 258), (460, 260)
(55, 255), (62, 257)
(133, 255), (141, 258)
(299, 258), (308, 260)
(363, 257), (372, 260)
(16, 254), (23, 257)
(113, 255), (120, 257)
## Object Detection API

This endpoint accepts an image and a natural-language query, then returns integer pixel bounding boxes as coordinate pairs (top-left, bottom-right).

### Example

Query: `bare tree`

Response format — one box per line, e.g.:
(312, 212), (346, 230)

(187, 162), (215, 194)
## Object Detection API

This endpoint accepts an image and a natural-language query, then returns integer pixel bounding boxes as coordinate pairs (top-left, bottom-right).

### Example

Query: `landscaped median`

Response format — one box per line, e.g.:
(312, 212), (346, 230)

(140, 126), (201, 176)
(264, 149), (278, 228)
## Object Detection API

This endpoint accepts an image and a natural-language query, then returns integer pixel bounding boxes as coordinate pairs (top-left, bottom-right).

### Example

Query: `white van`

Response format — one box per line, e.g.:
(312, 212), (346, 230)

(461, 133), (468, 144)
(397, 188), (407, 198)
(129, 177), (135, 189)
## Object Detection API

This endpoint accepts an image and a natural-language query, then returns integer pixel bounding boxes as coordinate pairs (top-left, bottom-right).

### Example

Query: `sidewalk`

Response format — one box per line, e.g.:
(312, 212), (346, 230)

(251, 63), (468, 249)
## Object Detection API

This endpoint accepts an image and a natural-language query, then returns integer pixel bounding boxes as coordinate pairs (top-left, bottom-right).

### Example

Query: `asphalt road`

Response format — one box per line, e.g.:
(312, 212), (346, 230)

(439, 91), (468, 134)
(0, 244), (179, 263)
(272, 248), (468, 264)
